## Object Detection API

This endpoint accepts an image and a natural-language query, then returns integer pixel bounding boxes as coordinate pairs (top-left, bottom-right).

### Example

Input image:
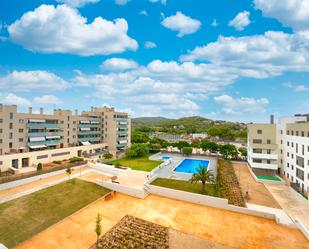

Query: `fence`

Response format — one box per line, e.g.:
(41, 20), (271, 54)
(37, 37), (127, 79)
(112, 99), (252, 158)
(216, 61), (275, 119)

(0, 161), (86, 184)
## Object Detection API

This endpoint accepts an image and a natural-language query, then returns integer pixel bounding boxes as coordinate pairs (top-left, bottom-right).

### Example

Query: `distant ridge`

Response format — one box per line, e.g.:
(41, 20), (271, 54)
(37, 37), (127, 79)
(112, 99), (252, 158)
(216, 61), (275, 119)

(132, 117), (172, 125)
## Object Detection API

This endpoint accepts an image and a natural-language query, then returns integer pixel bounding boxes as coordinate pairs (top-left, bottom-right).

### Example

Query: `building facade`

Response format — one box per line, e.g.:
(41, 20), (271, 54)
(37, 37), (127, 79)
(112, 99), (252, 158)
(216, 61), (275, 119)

(0, 104), (130, 172)
(247, 114), (309, 195)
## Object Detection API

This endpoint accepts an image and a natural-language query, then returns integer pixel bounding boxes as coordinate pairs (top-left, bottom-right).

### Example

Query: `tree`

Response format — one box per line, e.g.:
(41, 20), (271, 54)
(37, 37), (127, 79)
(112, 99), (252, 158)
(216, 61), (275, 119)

(190, 165), (215, 194)
(95, 213), (102, 248)
(182, 147), (192, 155)
(219, 144), (238, 160)
(238, 147), (247, 157)
(131, 131), (149, 143)
(37, 163), (42, 171)
(190, 138), (201, 148)
(200, 140), (219, 154)
(126, 144), (149, 158)
(175, 141), (190, 150)
(66, 167), (73, 180)
(103, 152), (113, 161)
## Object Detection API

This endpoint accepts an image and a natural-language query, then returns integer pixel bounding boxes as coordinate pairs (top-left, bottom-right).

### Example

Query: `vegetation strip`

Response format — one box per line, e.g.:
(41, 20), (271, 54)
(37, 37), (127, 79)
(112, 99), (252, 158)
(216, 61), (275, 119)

(0, 179), (110, 248)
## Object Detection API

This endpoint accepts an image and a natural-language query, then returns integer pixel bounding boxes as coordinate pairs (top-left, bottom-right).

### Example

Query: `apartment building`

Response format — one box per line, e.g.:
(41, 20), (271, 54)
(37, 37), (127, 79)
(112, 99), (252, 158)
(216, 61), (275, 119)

(248, 114), (309, 195)
(0, 104), (130, 172)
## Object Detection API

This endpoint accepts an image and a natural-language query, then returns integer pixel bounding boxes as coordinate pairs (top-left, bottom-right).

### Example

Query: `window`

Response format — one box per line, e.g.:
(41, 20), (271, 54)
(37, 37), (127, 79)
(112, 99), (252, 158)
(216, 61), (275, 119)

(291, 131), (294, 136)
(0, 119), (3, 123)
(301, 131), (304, 137)
(253, 148), (262, 153)
(9, 132), (13, 139)
(296, 168), (304, 181)
(287, 130), (290, 135)
(0, 139), (2, 144)
(287, 163), (289, 168)
(9, 142), (13, 148)
(37, 155), (48, 159)
(253, 159), (262, 163)
(267, 139), (271, 144)
(267, 160), (271, 164)
(9, 123), (13, 129)
(0, 161), (2, 165)
(0, 129), (2, 133)
(51, 151), (70, 157)
(267, 149), (271, 154)
(253, 139), (262, 144)
(18, 138), (23, 142)
(296, 131), (299, 136)
(257, 130), (262, 134)
(287, 141), (290, 146)
(18, 129), (23, 133)
(296, 156), (304, 168)
(9, 112), (13, 119)
(280, 130), (283, 134)
(19, 119), (24, 124)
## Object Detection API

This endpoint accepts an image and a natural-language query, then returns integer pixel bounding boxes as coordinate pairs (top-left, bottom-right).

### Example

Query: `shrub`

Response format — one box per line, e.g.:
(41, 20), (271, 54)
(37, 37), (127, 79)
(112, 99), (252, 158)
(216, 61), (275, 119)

(70, 157), (84, 163)
(182, 147), (192, 155)
(103, 152), (113, 161)
(126, 144), (149, 158)
(37, 163), (42, 171)
(53, 160), (62, 165)
(217, 159), (245, 207)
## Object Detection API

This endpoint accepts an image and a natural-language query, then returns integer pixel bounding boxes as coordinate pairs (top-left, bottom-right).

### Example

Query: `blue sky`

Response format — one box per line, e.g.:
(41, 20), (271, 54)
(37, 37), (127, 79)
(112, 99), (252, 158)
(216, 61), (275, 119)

(0, 0), (308, 122)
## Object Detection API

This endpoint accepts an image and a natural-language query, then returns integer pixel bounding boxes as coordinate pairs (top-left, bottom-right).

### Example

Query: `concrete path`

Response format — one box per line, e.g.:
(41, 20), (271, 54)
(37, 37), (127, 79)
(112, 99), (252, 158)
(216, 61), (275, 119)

(16, 193), (309, 249)
(265, 182), (309, 231)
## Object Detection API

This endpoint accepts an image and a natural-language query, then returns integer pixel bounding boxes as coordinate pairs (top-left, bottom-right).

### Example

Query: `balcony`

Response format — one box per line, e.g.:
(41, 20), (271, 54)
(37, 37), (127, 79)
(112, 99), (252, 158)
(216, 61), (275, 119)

(45, 140), (60, 146)
(28, 131), (61, 137)
(78, 130), (101, 135)
(27, 123), (59, 129)
(78, 137), (101, 142)
(249, 153), (278, 160)
(79, 123), (100, 128)
(249, 162), (278, 170)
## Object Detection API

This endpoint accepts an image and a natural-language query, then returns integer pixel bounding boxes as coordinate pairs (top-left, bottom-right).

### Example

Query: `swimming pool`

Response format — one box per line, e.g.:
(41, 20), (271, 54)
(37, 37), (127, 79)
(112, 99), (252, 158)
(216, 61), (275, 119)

(162, 156), (170, 160)
(174, 159), (209, 174)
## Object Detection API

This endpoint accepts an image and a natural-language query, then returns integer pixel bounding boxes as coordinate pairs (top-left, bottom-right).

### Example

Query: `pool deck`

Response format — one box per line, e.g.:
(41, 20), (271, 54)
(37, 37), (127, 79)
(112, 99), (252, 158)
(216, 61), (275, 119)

(150, 153), (217, 181)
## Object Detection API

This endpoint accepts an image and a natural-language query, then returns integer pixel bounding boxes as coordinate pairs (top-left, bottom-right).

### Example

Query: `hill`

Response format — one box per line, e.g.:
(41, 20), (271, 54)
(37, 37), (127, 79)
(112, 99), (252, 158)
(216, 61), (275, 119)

(132, 117), (172, 125)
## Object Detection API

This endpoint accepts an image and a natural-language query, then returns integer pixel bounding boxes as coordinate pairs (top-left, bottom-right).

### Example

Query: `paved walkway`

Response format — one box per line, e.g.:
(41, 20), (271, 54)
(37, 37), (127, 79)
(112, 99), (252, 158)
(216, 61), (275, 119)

(16, 193), (309, 249)
(265, 182), (309, 231)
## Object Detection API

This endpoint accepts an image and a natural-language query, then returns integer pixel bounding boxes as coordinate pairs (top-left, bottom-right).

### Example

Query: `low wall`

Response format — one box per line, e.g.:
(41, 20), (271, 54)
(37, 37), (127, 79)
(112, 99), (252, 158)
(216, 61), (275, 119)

(0, 164), (87, 191)
(96, 180), (148, 199)
(88, 162), (130, 176)
(145, 184), (276, 221)
(294, 218), (309, 240)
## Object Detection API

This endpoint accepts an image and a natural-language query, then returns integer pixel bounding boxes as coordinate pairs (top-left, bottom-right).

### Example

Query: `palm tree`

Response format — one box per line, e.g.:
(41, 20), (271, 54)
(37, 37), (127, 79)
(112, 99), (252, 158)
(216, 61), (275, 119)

(191, 165), (215, 194)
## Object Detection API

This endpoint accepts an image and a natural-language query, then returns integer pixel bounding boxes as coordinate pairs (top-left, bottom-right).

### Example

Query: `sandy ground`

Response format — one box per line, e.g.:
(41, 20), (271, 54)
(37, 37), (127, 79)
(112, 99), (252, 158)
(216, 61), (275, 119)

(16, 193), (309, 249)
(0, 166), (91, 200)
(265, 182), (309, 231)
(233, 163), (281, 208)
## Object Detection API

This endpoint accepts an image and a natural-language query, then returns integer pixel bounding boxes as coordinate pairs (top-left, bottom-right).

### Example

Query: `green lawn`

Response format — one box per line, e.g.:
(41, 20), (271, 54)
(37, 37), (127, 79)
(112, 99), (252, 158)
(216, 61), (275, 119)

(256, 175), (281, 181)
(110, 155), (162, 171)
(0, 179), (111, 248)
(151, 178), (221, 197)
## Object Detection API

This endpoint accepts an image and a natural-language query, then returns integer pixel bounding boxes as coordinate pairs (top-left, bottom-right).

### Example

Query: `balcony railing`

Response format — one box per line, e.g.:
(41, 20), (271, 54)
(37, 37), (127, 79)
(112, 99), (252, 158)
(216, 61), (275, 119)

(28, 131), (61, 137)
(27, 123), (59, 129)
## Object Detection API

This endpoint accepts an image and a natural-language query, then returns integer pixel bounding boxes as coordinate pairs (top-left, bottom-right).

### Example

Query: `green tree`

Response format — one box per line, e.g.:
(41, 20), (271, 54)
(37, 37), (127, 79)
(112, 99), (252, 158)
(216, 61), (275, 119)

(66, 167), (73, 180)
(103, 152), (113, 161)
(190, 138), (201, 148)
(131, 131), (149, 143)
(182, 147), (192, 155)
(190, 165), (215, 194)
(238, 147), (247, 157)
(95, 213), (102, 248)
(219, 144), (238, 160)
(37, 163), (42, 171)
(200, 140), (219, 153)
(126, 144), (149, 158)
(175, 141), (190, 150)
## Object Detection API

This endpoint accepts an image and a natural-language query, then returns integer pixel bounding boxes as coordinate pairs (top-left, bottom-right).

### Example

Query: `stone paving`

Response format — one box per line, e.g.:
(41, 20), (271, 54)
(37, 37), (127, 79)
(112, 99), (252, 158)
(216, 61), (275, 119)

(16, 193), (309, 249)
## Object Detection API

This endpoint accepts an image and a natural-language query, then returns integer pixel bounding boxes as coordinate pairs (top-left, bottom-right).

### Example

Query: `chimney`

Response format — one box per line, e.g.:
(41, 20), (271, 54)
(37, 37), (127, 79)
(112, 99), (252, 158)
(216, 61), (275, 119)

(28, 107), (32, 114)
(75, 109), (78, 115)
(270, 114), (274, 124)
(40, 108), (44, 115)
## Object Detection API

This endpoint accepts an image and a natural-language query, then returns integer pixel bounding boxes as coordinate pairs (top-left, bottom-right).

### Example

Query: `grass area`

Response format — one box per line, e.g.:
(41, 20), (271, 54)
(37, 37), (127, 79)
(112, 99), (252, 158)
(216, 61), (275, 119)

(0, 179), (111, 248)
(151, 178), (221, 197)
(110, 154), (162, 172)
(257, 175), (281, 181)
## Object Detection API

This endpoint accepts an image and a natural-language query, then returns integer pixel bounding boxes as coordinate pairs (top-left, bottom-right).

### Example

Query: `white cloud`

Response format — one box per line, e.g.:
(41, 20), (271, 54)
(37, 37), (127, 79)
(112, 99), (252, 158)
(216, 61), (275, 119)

(100, 58), (139, 71)
(181, 31), (309, 78)
(149, 0), (167, 5)
(33, 95), (63, 105)
(0, 93), (31, 106)
(0, 70), (70, 92)
(161, 11), (201, 37)
(229, 11), (251, 31)
(56, 0), (100, 8)
(139, 10), (148, 16)
(115, 0), (129, 5)
(144, 41), (157, 49)
(254, 0), (309, 31)
(8, 4), (138, 56)
(211, 19), (219, 27)
(214, 95), (269, 115)
(283, 82), (308, 92)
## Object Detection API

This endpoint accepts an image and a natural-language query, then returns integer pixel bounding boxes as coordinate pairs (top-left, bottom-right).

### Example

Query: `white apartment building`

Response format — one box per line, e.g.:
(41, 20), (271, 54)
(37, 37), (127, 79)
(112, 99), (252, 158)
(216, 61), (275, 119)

(0, 104), (131, 172)
(248, 114), (309, 195)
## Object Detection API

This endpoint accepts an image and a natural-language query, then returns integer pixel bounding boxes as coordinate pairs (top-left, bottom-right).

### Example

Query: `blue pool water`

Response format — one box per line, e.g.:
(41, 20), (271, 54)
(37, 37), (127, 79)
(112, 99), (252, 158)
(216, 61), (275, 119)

(174, 159), (209, 174)
(162, 156), (170, 160)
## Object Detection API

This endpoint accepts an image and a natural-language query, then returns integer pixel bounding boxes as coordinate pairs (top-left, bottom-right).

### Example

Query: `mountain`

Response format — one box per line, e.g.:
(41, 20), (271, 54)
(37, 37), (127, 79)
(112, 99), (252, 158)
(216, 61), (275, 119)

(132, 117), (172, 125)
